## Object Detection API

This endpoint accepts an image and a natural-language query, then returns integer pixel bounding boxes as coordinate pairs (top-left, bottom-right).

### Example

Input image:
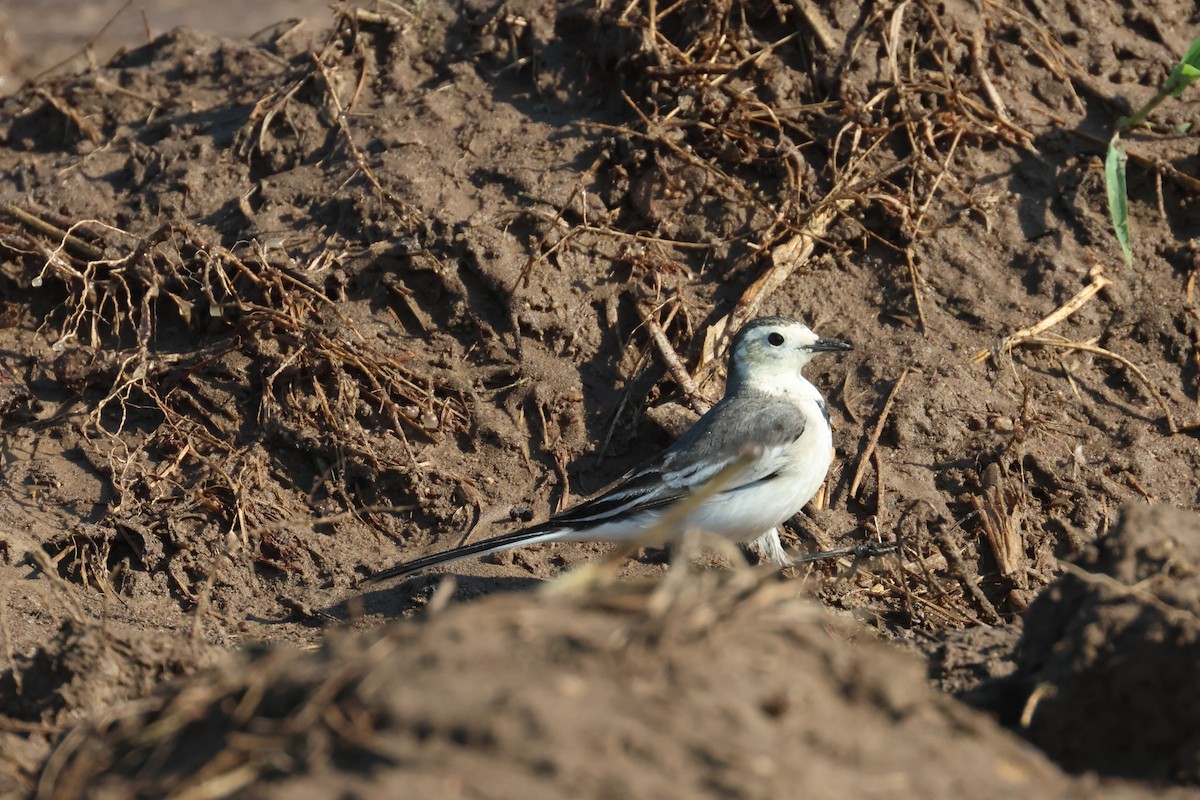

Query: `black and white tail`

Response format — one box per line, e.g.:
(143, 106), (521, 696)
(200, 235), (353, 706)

(366, 524), (569, 583)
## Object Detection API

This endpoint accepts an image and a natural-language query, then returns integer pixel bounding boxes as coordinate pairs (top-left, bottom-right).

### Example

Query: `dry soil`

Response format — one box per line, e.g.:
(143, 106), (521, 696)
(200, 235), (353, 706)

(2, 1), (1200, 798)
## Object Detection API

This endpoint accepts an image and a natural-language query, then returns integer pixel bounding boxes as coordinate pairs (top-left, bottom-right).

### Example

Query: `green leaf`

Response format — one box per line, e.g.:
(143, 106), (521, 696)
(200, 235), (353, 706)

(1123, 34), (1200, 128)
(1165, 34), (1200, 97)
(1105, 135), (1133, 266)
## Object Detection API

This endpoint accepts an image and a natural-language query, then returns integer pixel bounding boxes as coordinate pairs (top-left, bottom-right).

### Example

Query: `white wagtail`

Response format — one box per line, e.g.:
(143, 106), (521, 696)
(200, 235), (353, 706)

(368, 316), (851, 582)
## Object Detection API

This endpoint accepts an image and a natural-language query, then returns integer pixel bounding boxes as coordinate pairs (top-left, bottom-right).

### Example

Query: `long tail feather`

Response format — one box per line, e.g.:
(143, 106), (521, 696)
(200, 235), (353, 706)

(366, 524), (567, 583)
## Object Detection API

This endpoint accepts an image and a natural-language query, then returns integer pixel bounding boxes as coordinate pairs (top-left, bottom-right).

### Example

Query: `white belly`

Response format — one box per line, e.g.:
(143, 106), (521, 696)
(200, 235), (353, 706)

(689, 423), (834, 542)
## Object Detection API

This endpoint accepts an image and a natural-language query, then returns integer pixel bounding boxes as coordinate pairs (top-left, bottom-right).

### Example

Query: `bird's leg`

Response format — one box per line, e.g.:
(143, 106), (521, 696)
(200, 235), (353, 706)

(792, 540), (899, 564)
(747, 527), (793, 567)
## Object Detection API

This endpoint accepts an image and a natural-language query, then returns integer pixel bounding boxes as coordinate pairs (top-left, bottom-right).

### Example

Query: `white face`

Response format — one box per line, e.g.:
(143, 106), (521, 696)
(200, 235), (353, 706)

(729, 317), (851, 386)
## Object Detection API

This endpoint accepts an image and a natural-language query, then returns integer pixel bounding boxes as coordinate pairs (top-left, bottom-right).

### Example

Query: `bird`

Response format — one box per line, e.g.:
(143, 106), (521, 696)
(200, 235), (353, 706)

(368, 316), (852, 582)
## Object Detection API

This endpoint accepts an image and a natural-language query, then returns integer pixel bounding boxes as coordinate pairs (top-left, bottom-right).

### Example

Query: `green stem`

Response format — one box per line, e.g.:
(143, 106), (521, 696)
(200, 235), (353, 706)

(1122, 87), (1172, 130)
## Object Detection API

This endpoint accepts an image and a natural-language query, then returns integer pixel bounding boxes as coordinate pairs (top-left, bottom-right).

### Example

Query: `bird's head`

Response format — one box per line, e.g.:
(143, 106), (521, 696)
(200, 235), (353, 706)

(727, 316), (852, 393)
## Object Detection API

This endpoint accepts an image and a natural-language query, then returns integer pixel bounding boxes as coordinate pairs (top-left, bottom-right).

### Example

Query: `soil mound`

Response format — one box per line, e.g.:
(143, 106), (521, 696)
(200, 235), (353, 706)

(1016, 504), (1200, 783)
(35, 574), (1082, 800)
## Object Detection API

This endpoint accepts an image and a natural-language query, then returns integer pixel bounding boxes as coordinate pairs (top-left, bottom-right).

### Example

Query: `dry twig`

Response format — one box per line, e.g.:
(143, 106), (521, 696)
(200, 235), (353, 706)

(849, 369), (910, 499)
(974, 266), (1113, 361)
(934, 525), (1002, 624)
(638, 305), (711, 415)
(1018, 336), (1178, 433)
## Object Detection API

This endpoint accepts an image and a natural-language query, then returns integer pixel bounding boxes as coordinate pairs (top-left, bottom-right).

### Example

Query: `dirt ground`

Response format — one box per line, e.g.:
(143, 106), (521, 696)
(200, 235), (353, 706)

(1, 0), (1200, 797)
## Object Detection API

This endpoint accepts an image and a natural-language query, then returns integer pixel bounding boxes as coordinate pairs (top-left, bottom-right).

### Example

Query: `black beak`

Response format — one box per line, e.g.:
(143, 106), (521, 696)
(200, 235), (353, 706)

(810, 337), (853, 353)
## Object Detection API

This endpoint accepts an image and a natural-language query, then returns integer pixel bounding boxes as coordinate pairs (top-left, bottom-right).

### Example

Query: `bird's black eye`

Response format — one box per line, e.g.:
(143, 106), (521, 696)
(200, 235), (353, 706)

(768, 332), (785, 346)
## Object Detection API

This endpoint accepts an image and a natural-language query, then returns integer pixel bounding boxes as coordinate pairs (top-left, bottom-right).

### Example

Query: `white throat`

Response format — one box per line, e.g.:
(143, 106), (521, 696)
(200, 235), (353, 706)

(744, 370), (823, 405)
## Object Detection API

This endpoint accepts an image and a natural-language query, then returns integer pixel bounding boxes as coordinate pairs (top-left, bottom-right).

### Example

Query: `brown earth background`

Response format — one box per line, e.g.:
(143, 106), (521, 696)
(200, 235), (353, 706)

(2, 0), (1200, 797)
